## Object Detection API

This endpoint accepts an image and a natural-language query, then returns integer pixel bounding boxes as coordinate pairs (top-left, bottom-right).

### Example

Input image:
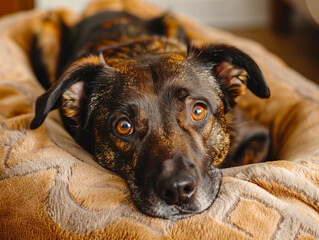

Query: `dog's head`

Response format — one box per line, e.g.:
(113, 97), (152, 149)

(31, 42), (269, 219)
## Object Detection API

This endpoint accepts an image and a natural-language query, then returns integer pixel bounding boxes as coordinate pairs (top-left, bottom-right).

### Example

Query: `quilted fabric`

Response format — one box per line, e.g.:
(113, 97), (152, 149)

(1, 0), (319, 239)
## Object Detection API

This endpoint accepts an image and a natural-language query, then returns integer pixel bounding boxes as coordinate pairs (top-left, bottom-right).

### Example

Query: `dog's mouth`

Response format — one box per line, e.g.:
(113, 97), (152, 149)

(128, 165), (222, 220)
(172, 207), (203, 217)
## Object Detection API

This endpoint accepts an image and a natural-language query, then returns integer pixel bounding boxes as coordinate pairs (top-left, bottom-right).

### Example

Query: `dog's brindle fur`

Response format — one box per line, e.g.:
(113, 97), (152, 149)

(30, 11), (270, 219)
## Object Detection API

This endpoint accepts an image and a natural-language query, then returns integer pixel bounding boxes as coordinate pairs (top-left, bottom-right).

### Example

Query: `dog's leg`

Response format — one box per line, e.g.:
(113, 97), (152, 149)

(30, 13), (69, 89)
(221, 108), (271, 168)
(146, 13), (188, 44)
(210, 61), (270, 167)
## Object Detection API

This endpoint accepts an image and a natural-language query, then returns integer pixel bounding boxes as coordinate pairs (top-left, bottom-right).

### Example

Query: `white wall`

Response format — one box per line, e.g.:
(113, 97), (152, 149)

(35, 0), (269, 29)
(36, 0), (88, 12)
(147, 0), (269, 29)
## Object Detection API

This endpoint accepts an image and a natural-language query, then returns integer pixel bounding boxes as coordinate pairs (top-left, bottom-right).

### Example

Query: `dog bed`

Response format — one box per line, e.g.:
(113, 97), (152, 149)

(1, 0), (319, 239)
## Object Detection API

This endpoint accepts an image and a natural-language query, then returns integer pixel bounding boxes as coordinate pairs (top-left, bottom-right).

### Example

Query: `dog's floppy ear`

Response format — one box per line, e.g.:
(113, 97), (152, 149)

(189, 44), (270, 111)
(30, 54), (110, 130)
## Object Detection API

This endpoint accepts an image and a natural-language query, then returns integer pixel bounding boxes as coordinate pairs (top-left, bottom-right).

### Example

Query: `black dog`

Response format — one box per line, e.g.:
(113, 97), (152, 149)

(30, 11), (270, 219)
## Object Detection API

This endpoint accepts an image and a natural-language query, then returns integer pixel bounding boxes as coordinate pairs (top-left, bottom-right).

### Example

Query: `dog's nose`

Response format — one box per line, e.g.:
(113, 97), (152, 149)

(155, 172), (197, 206)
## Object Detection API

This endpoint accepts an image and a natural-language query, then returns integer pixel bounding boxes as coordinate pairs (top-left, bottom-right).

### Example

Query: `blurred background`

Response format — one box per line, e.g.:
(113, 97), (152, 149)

(1, 0), (318, 83)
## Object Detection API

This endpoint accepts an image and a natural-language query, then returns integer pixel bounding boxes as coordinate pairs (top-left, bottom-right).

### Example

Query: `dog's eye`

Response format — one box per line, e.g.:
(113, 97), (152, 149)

(191, 104), (207, 121)
(116, 119), (133, 135)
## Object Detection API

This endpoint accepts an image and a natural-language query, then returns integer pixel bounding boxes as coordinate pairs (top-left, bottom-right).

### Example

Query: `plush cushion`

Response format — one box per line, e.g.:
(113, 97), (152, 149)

(1, 0), (319, 239)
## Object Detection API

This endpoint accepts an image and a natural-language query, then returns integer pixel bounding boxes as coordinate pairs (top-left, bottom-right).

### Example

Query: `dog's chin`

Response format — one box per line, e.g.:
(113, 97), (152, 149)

(128, 166), (222, 220)
(139, 198), (215, 220)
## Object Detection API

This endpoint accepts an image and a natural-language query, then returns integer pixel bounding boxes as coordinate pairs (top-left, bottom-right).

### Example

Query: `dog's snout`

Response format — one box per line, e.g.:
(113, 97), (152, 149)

(154, 156), (197, 206)
(156, 173), (196, 206)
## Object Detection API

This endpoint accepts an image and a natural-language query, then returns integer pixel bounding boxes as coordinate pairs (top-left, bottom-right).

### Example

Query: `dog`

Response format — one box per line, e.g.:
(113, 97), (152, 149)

(29, 11), (270, 220)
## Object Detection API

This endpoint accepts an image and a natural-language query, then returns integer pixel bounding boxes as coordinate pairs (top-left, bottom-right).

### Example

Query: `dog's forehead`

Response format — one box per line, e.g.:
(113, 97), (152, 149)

(94, 53), (221, 115)
(110, 53), (206, 94)
(114, 53), (185, 77)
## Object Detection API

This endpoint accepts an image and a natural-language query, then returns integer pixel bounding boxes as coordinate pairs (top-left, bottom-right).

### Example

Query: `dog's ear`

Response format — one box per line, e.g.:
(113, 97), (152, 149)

(189, 44), (270, 112)
(30, 54), (111, 130)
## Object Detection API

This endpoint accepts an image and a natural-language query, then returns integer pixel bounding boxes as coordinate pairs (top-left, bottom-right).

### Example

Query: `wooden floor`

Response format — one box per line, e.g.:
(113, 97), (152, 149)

(229, 23), (319, 84)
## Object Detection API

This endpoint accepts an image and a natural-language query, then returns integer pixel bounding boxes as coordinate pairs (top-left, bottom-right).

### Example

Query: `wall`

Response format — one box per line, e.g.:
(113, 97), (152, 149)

(35, 0), (269, 29)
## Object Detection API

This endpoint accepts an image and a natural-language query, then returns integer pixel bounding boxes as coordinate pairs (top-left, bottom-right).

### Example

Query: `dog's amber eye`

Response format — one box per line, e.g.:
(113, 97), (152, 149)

(191, 104), (207, 121)
(116, 119), (133, 135)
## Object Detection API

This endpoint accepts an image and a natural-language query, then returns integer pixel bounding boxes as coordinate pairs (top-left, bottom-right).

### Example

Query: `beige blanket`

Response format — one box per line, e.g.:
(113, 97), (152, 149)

(1, 0), (319, 239)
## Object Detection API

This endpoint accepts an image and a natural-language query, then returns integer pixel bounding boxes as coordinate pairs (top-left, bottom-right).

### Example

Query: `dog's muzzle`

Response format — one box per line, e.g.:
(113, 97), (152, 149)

(130, 152), (222, 219)
(155, 158), (197, 207)
(152, 153), (203, 215)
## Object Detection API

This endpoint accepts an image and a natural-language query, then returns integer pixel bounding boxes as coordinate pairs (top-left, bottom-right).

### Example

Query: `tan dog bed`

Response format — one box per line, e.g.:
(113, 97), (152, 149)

(1, 0), (319, 239)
